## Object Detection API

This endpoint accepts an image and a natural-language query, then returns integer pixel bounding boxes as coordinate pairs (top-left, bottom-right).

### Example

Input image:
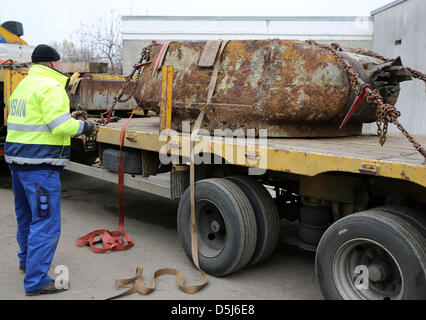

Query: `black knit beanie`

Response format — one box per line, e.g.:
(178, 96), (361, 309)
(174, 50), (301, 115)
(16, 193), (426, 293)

(31, 44), (61, 63)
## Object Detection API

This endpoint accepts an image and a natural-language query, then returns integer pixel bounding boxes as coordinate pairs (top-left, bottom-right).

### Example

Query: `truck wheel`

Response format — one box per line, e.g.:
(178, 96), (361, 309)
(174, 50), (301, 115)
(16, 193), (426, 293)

(315, 209), (426, 300)
(177, 178), (257, 276)
(225, 176), (280, 267)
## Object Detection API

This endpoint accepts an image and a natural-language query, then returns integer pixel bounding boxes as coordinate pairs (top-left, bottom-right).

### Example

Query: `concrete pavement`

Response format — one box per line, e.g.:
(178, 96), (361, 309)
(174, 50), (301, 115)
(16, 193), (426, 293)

(0, 167), (323, 300)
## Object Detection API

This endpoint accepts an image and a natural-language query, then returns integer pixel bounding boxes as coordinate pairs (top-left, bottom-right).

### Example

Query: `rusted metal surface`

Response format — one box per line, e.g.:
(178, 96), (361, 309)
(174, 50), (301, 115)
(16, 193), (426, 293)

(130, 40), (409, 137)
(69, 74), (137, 111)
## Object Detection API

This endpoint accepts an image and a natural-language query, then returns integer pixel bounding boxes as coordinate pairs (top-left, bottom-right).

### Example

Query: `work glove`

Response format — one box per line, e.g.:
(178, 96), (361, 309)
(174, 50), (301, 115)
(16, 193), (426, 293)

(71, 110), (87, 121)
(82, 120), (96, 136)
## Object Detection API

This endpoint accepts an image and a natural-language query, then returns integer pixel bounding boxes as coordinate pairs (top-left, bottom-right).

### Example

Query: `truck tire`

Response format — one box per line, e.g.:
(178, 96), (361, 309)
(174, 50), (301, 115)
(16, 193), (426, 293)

(371, 206), (426, 239)
(177, 178), (257, 276)
(225, 175), (280, 267)
(102, 148), (142, 174)
(315, 209), (426, 300)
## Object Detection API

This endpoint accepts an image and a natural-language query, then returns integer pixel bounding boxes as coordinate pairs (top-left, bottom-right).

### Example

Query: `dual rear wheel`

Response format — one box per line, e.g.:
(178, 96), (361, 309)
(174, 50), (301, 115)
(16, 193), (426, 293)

(177, 176), (280, 277)
(176, 176), (426, 300)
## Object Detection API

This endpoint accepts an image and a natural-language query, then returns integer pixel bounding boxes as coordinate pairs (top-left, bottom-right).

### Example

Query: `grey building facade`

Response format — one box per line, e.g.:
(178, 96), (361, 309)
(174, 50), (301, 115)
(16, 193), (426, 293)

(366, 0), (426, 134)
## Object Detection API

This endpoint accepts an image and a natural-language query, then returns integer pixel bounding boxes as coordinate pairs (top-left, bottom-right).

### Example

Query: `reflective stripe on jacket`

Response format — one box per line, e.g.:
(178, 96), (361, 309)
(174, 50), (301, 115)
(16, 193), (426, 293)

(5, 64), (85, 167)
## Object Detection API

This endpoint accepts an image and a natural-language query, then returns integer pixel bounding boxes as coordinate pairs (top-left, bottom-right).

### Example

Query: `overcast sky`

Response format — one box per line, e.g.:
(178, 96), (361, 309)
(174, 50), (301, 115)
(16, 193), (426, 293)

(1, 0), (392, 45)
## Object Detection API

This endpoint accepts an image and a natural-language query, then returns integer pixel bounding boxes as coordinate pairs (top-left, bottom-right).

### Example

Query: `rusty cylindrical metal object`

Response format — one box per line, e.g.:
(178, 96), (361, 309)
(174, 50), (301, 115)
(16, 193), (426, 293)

(133, 40), (411, 137)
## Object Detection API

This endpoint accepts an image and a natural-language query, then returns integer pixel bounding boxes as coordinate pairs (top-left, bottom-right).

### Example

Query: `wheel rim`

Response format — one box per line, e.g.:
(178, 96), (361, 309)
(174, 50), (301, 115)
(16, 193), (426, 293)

(195, 199), (227, 258)
(333, 238), (404, 300)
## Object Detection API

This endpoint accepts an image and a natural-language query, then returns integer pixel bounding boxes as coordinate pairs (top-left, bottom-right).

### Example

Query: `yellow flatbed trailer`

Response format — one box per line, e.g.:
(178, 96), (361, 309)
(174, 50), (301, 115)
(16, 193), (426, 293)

(2, 60), (425, 300)
(66, 116), (426, 300)
(95, 117), (426, 188)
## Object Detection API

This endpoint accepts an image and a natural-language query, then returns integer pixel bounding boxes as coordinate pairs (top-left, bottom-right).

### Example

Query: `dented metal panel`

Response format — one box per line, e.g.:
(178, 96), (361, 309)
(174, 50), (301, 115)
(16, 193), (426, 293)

(69, 74), (137, 110)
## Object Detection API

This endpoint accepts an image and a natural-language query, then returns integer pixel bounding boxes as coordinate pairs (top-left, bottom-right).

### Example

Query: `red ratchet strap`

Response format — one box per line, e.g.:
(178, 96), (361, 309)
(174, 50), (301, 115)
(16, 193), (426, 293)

(77, 42), (170, 253)
(339, 84), (372, 129)
(76, 114), (135, 253)
(151, 42), (170, 77)
(118, 114), (134, 232)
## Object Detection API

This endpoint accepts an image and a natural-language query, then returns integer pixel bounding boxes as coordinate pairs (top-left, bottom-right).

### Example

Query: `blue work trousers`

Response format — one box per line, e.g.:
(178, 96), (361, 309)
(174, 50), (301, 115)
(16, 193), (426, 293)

(10, 168), (61, 292)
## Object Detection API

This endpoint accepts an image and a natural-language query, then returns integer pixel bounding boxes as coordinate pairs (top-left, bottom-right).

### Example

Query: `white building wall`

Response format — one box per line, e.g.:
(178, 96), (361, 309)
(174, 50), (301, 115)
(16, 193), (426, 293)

(122, 16), (373, 41)
(0, 43), (34, 63)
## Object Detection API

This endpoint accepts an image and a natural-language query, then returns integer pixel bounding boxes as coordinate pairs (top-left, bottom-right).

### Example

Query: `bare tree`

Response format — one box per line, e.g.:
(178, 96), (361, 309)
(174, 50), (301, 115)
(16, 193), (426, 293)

(50, 36), (97, 63)
(51, 10), (123, 74)
(81, 9), (123, 74)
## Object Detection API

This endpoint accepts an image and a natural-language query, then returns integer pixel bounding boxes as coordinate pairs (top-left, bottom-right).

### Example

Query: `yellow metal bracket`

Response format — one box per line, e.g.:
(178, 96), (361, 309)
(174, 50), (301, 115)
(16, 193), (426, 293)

(69, 72), (81, 86)
(160, 66), (173, 132)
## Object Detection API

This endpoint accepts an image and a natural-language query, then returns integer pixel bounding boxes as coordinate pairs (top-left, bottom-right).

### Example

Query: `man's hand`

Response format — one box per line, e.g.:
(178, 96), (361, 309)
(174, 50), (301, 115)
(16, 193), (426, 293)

(71, 110), (87, 121)
(83, 121), (96, 136)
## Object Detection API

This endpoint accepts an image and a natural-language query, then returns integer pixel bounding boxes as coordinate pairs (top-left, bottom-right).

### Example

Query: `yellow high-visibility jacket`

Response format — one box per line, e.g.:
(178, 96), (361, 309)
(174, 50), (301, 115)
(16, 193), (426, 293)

(5, 64), (85, 168)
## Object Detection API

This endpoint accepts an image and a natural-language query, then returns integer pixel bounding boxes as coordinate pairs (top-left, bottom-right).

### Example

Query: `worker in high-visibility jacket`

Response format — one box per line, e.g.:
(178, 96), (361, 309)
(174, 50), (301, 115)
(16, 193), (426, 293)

(4, 44), (95, 296)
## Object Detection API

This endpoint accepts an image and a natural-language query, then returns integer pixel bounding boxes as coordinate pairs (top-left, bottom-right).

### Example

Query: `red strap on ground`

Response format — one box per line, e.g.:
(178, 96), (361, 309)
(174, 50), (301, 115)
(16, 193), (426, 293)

(76, 114), (135, 253)
(76, 229), (134, 253)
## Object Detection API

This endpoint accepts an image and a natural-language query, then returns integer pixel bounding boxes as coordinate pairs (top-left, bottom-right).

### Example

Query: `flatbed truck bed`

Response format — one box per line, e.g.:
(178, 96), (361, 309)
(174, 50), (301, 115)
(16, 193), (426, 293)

(92, 116), (426, 188)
